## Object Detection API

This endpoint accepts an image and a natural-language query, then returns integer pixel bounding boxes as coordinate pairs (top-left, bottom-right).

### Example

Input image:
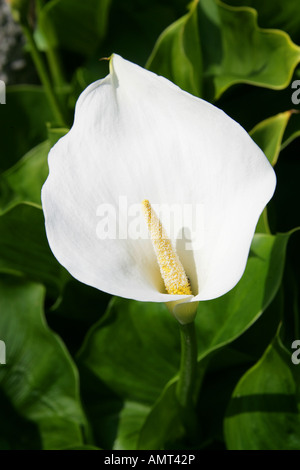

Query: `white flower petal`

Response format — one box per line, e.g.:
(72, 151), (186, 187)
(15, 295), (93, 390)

(42, 54), (276, 304)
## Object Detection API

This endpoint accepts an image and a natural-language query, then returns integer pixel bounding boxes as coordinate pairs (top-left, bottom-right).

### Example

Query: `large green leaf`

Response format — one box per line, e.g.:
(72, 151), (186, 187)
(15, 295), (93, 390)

(77, 298), (180, 450)
(224, 333), (300, 449)
(78, 231), (291, 449)
(0, 275), (86, 449)
(0, 203), (68, 296)
(147, 0), (300, 100)
(36, 0), (112, 56)
(0, 128), (70, 296)
(224, 0), (300, 45)
(79, 298), (180, 406)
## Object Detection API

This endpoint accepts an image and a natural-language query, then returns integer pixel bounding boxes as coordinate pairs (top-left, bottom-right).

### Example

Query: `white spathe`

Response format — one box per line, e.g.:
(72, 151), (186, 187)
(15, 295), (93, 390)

(42, 54), (276, 323)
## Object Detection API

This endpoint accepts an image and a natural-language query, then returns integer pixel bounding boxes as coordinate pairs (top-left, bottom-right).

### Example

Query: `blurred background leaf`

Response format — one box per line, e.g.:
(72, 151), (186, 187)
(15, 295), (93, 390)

(0, 87), (53, 171)
(36, 0), (112, 56)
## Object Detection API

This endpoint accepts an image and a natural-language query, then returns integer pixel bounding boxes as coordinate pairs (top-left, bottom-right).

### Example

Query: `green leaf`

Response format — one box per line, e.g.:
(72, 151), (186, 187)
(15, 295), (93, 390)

(147, 0), (300, 100)
(0, 128), (70, 213)
(0, 87), (54, 172)
(248, 110), (300, 234)
(113, 401), (152, 450)
(250, 111), (292, 167)
(146, 1), (202, 97)
(79, 297), (180, 406)
(195, 291), (283, 448)
(195, 232), (291, 360)
(0, 142), (50, 212)
(78, 298), (180, 450)
(0, 203), (68, 296)
(0, 274), (86, 449)
(223, 0), (300, 45)
(77, 365), (128, 450)
(249, 111), (292, 234)
(0, 388), (41, 449)
(36, 0), (112, 56)
(224, 333), (300, 449)
(137, 380), (186, 450)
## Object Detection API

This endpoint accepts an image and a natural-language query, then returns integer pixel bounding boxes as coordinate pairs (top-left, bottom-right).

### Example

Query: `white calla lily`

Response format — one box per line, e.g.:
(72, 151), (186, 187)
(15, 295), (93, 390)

(42, 54), (276, 324)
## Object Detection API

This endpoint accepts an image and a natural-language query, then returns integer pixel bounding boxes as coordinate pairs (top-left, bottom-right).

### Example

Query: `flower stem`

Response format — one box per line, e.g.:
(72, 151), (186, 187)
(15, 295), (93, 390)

(22, 24), (66, 126)
(176, 321), (197, 409)
(46, 46), (66, 89)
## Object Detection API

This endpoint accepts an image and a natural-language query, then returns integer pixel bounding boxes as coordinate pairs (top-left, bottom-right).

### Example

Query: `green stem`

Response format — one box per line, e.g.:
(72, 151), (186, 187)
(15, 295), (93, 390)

(176, 321), (197, 409)
(22, 25), (66, 126)
(46, 46), (66, 89)
(35, 0), (66, 89)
